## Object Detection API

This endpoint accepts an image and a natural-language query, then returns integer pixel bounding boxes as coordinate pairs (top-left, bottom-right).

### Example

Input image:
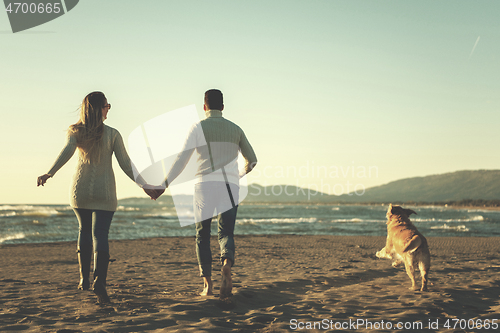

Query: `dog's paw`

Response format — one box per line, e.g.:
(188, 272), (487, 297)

(376, 248), (391, 259)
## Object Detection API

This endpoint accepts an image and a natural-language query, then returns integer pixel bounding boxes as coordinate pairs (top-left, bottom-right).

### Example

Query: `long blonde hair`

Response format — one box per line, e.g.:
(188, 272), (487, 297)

(68, 91), (106, 163)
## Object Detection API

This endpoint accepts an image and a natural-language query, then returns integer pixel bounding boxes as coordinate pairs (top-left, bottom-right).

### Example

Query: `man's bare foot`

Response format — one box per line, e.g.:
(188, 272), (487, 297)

(200, 276), (213, 296)
(220, 259), (232, 299)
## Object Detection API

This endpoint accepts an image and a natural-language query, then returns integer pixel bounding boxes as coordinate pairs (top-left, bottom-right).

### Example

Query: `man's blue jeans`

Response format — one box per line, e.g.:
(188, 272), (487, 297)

(194, 182), (239, 277)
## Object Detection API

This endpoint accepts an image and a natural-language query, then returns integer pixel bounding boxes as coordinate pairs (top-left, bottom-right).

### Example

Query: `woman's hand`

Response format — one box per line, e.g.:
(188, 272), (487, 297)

(37, 174), (51, 187)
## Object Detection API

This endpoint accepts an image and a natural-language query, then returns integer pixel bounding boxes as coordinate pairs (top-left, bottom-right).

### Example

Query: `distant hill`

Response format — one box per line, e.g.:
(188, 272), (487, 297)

(341, 170), (500, 203)
(244, 170), (500, 203)
(119, 170), (500, 204)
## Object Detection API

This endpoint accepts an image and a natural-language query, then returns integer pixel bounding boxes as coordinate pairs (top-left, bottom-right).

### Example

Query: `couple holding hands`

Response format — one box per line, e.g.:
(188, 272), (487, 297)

(37, 89), (257, 303)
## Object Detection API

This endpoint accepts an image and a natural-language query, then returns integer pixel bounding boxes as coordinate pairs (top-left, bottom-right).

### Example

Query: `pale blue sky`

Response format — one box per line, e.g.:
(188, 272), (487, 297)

(1, 0), (499, 204)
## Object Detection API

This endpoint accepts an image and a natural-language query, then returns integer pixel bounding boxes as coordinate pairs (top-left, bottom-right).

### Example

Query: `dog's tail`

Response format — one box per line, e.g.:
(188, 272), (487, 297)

(403, 235), (422, 253)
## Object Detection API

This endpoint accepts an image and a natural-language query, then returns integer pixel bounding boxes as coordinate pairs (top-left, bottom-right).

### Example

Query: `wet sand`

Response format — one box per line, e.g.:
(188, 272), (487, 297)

(1, 235), (500, 332)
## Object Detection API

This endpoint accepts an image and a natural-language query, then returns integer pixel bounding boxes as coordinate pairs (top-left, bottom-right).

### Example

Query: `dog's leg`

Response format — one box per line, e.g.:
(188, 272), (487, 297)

(418, 254), (430, 292)
(391, 252), (403, 267)
(392, 259), (403, 268)
(403, 256), (418, 291)
(376, 247), (392, 259)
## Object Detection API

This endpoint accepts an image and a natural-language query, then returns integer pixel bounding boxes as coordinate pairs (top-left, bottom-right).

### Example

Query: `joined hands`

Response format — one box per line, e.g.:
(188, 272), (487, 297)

(143, 184), (166, 200)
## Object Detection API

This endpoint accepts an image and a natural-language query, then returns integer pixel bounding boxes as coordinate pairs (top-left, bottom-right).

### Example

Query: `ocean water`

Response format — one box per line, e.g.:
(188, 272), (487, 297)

(1, 202), (499, 245)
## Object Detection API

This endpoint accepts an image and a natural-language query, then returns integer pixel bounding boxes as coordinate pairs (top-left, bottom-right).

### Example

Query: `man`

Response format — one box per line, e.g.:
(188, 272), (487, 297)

(159, 89), (257, 298)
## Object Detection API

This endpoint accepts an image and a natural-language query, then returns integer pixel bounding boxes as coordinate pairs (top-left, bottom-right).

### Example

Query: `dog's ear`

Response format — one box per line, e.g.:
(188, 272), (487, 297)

(386, 204), (395, 222)
(387, 203), (393, 213)
(405, 208), (417, 216)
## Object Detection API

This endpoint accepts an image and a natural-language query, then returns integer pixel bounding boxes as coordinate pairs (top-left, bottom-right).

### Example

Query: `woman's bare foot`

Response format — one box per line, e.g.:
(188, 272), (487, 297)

(200, 276), (213, 296)
(220, 259), (232, 298)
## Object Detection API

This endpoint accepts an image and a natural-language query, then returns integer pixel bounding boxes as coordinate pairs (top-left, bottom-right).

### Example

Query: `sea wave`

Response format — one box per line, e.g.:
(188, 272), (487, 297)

(238, 217), (318, 224)
(413, 215), (484, 223)
(0, 233), (26, 243)
(430, 224), (470, 232)
(117, 206), (140, 211)
(175, 209), (194, 218)
(20, 209), (61, 217)
(0, 205), (71, 217)
(0, 212), (16, 217)
(331, 218), (383, 223)
(144, 212), (175, 218)
(466, 208), (497, 213)
(0, 205), (36, 211)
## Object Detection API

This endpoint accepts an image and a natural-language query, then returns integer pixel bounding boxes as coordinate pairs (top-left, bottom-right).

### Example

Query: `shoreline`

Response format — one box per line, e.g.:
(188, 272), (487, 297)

(1, 235), (500, 332)
(243, 201), (500, 212)
(3, 231), (500, 249)
(4, 201), (500, 209)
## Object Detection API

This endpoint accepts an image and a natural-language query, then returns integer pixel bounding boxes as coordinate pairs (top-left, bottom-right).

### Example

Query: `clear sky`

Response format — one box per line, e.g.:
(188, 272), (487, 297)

(1, 0), (499, 204)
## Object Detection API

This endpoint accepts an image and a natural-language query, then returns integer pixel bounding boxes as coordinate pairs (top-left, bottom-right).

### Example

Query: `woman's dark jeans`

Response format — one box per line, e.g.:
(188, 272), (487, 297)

(73, 208), (114, 253)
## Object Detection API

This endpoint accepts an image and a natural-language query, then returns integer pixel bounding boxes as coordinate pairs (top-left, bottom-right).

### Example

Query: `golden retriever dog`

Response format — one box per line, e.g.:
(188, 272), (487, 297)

(376, 204), (430, 291)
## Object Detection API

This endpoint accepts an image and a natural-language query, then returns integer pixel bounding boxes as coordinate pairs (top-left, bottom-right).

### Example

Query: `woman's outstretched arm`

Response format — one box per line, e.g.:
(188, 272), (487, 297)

(37, 133), (77, 186)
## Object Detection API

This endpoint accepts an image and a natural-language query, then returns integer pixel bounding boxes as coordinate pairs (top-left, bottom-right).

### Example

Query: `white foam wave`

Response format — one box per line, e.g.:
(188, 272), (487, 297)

(466, 208), (497, 213)
(20, 209), (60, 217)
(413, 215), (484, 223)
(0, 205), (69, 217)
(238, 217), (317, 224)
(117, 206), (140, 211)
(0, 205), (36, 211)
(332, 207), (340, 211)
(430, 224), (469, 232)
(331, 218), (383, 223)
(0, 212), (16, 217)
(0, 233), (26, 243)
(176, 209), (194, 218)
(144, 212), (175, 218)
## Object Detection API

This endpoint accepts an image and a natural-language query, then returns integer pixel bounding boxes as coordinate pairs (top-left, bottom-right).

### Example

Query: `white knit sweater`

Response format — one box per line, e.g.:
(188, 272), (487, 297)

(47, 125), (144, 211)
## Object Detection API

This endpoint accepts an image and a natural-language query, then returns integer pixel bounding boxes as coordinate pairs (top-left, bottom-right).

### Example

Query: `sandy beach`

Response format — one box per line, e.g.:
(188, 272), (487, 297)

(1, 235), (499, 332)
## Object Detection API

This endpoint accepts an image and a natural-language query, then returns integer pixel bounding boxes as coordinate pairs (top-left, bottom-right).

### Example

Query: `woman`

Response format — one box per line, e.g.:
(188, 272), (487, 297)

(37, 91), (149, 304)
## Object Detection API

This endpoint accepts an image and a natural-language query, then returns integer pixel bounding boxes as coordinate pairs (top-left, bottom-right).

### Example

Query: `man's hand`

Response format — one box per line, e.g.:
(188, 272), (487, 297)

(143, 185), (166, 200)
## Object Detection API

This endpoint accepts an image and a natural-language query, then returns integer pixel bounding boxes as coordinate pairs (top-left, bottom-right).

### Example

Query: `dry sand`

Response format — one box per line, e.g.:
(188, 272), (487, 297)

(1, 235), (500, 332)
